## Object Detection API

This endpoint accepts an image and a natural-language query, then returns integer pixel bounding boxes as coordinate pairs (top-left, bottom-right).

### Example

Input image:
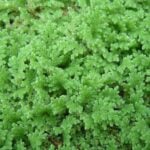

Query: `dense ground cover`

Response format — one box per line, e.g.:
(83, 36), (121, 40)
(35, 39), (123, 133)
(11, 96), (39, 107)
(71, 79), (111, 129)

(0, 0), (150, 149)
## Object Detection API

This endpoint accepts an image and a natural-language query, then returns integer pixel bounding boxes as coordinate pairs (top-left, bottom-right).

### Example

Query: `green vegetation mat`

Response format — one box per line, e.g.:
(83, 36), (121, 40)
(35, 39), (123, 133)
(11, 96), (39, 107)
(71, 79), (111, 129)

(0, 0), (150, 149)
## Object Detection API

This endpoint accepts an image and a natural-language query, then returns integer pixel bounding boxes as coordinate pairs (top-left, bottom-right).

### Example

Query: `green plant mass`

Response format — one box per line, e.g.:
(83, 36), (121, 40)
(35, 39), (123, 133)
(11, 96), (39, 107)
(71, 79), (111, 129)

(0, 0), (150, 149)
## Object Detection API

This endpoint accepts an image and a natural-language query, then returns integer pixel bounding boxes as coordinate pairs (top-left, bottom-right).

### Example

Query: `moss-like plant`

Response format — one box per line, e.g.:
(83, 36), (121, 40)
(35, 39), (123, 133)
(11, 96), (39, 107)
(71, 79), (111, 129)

(0, 0), (150, 149)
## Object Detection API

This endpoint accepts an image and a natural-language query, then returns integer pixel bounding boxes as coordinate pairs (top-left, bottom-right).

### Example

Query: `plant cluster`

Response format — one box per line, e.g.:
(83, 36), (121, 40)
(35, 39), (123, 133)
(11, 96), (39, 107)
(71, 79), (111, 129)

(0, 0), (150, 149)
